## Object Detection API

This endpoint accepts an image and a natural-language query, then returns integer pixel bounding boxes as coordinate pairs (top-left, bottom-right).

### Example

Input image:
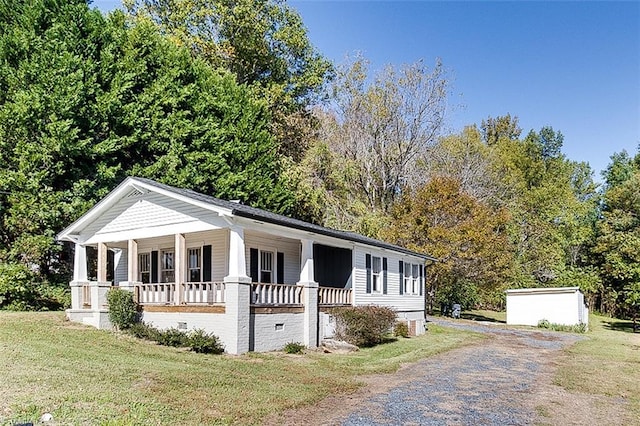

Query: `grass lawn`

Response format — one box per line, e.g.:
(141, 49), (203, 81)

(0, 312), (482, 425)
(553, 313), (640, 422)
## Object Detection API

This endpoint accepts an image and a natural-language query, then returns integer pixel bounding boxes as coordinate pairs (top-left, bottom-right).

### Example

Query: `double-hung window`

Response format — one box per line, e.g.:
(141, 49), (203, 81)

(371, 256), (382, 293)
(412, 264), (419, 294)
(188, 248), (201, 282)
(260, 250), (274, 284)
(138, 253), (150, 283)
(161, 250), (174, 283)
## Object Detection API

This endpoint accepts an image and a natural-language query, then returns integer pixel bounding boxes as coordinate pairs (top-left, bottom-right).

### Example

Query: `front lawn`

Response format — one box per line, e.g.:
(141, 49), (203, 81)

(0, 312), (481, 425)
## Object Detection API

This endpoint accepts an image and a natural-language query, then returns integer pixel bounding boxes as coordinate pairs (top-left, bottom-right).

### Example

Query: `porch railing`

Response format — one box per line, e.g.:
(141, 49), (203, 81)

(135, 283), (175, 305)
(182, 282), (225, 304)
(251, 283), (303, 305)
(318, 287), (352, 306)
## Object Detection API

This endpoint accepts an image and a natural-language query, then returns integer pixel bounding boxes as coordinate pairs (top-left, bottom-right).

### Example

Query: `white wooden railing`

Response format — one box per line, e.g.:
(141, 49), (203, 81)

(318, 287), (352, 306)
(135, 283), (175, 305)
(182, 282), (225, 304)
(251, 283), (303, 305)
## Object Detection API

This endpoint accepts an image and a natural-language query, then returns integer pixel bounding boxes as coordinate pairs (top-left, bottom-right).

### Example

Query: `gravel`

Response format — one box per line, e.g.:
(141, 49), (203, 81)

(341, 317), (583, 426)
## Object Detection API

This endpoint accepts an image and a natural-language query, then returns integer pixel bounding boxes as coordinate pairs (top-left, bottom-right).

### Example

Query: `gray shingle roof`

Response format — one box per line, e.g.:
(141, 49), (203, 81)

(133, 177), (434, 260)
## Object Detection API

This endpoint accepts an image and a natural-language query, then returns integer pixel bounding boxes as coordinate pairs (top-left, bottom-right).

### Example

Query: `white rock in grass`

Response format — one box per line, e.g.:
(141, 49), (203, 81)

(40, 413), (53, 422)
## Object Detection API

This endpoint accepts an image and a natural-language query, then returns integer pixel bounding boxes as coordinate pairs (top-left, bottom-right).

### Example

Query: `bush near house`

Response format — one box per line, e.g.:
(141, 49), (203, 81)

(106, 288), (139, 330)
(330, 305), (397, 347)
(0, 263), (69, 311)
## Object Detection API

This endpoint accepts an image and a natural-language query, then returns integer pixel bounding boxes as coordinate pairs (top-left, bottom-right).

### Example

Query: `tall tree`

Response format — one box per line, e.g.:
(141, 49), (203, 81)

(310, 55), (449, 233)
(383, 176), (513, 311)
(592, 148), (640, 318)
(124, 0), (333, 160)
(0, 0), (297, 288)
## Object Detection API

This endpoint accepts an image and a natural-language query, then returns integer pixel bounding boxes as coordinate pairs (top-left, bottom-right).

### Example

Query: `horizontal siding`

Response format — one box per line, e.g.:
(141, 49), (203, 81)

(114, 249), (128, 285)
(245, 232), (300, 284)
(82, 192), (222, 239)
(353, 247), (425, 312)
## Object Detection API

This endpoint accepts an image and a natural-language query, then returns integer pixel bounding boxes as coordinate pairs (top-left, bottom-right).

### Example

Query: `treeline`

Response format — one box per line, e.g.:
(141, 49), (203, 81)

(0, 0), (637, 319)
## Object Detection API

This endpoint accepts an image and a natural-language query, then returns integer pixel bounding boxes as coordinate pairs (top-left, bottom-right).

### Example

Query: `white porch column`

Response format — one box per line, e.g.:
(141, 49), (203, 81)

(174, 233), (185, 305)
(298, 239), (318, 348)
(97, 242), (108, 283)
(227, 226), (248, 279)
(127, 239), (138, 282)
(300, 239), (314, 283)
(224, 226), (251, 354)
(70, 243), (88, 310)
(73, 243), (88, 282)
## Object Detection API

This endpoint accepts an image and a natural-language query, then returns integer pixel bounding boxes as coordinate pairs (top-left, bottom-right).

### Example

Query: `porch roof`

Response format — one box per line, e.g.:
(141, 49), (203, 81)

(59, 177), (436, 261)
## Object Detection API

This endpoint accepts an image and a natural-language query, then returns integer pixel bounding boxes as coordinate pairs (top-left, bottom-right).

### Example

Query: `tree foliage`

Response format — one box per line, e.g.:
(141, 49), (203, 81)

(0, 0), (298, 289)
(124, 0), (333, 160)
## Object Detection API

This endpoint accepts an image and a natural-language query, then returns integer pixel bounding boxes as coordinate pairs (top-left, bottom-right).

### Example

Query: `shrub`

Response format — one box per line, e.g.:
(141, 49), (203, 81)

(107, 288), (139, 331)
(394, 321), (409, 338)
(283, 342), (305, 354)
(128, 322), (161, 341)
(537, 319), (551, 329)
(537, 319), (587, 333)
(330, 305), (397, 347)
(189, 329), (225, 354)
(0, 263), (38, 310)
(156, 327), (191, 347)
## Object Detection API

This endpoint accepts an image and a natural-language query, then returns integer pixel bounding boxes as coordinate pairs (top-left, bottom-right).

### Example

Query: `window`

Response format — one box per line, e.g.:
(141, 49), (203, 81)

(260, 251), (273, 283)
(138, 253), (150, 283)
(402, 263), (421, 295)
(161, 250), (174, 283)
(188, 248), (201, 282)
(404, 264), (411, 294)
(372, 256), (382, 293)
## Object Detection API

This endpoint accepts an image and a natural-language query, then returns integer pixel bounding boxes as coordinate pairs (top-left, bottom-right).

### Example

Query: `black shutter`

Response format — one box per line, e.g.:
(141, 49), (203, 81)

(382, 257), (388, 294)
(203, 245), (212, 282)
(151, 251), (158, 283)
(365, 254), (372, 293)
(250, 248), (259, 282)
(277, 252), (284, 284)
(419, 264), (424, 295)
(399, 260), (404, 295)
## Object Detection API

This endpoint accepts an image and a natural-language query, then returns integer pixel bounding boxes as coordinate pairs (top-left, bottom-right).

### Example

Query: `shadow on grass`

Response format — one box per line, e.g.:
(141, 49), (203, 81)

(459, 312), (506, 324)
(602, 319), (639, 334)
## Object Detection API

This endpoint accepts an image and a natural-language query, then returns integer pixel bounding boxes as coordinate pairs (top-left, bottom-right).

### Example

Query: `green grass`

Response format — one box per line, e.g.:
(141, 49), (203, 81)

(553, 313), (640, 422)
(0, 312), (482, 425)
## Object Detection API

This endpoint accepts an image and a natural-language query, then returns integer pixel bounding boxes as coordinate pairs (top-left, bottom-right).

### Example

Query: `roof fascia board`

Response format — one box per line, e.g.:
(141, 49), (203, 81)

(57, 178), (136, 242)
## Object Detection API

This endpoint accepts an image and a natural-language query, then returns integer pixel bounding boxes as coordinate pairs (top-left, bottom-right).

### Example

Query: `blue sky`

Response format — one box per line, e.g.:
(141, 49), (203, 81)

(95, 0), (639, 180)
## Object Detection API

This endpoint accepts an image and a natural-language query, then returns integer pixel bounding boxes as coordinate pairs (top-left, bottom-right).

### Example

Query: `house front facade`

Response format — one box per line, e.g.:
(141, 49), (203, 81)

(57, 177), (433, 354)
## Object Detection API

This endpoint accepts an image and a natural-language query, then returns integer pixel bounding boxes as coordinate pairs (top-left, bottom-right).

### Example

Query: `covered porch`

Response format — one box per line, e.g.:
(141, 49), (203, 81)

(67, 226), (353, 353)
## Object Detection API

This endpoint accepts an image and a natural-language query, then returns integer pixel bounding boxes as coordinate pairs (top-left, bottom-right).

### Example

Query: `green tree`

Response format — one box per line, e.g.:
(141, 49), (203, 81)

(0, 0), (297, 293)
(593, 149), (640, 318)
(124, 0), (332, 160)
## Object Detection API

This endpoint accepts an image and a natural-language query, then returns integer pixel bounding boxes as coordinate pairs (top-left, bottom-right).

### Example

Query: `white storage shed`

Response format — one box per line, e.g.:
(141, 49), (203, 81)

(506, 287), (589, 327)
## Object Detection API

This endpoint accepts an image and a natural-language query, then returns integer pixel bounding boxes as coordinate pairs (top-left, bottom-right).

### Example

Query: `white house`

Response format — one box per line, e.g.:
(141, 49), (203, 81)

(505, 287), (589, 327)
(57, 177), (434, 354)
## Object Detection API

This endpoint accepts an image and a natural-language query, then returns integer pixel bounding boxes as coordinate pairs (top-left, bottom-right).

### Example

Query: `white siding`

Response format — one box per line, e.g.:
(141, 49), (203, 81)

(506, 287), (589, 327)
(80, 192), (226, 243)
(244, 232), (301, 284)
(134, 230), (228, 282)
(352, 246), (425, 313)
(113, 249), (128, 284)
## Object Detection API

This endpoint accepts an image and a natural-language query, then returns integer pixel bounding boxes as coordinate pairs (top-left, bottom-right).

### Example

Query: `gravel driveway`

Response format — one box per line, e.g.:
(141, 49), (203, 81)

(340, 318), (583, 426)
